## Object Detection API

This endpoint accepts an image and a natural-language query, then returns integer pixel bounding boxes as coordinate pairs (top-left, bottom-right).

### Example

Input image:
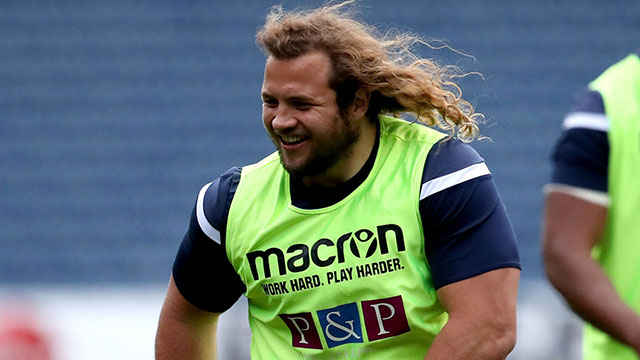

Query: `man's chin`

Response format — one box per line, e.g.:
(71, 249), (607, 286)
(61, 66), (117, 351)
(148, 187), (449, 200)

(281, 160), (321, 180)
(279, 157), (303, 177)
(282, 164), (308, 179)
(279, 152), (335, 180)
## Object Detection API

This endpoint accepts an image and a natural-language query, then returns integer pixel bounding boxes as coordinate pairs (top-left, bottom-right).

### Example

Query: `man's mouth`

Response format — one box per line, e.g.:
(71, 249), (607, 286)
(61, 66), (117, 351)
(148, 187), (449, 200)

(280, 135), (307, 146)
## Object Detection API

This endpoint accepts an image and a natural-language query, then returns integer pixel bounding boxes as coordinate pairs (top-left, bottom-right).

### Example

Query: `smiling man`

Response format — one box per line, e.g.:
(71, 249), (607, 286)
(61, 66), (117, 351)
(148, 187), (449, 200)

(261, 50), (374, 186)
(155, 2), (520, 359)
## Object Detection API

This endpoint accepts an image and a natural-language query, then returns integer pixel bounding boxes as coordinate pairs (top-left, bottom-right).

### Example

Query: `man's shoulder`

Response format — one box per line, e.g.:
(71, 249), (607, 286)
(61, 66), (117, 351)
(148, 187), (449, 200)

(198, 166), (243, 231)
(548, 88), (609, 193)
(422, 139), (485, 183)
(196, 153), (283, 240)
(561, 88), (609, 133)
(379, 115), (447, 144)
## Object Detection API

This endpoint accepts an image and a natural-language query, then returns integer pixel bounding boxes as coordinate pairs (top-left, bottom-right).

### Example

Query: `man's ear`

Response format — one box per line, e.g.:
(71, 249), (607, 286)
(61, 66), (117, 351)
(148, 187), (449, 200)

(350, 89), (370, 120)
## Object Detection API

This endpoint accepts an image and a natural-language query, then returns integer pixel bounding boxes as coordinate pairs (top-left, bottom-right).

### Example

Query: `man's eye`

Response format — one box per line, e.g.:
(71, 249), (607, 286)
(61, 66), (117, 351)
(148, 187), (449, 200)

(263, 100), (278, 107)
(295, 103), (312, 110)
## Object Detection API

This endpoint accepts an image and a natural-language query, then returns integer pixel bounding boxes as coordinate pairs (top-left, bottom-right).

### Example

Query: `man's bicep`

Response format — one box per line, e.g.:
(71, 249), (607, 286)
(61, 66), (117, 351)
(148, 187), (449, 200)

(425, 268), (519, 359)
(163, 275), (223, 323)
(156, 276), (221, 360)
(173, 205), (246, 313)
(173, 168), (247, 314)
(542, 191), (608, 254)
(436, 267), (519, 319)
(421, 176), (520, 289)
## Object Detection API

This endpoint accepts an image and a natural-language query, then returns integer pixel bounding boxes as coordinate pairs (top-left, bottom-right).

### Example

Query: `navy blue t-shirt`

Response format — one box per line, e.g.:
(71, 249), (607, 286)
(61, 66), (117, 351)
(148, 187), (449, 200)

(173, 134), (521, 313)
(551, 51), (639, 193)
(550, 88), (609, 193)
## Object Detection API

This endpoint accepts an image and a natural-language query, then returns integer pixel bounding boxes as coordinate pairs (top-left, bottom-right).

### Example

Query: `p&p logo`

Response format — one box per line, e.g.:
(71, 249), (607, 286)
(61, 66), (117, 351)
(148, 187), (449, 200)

(362, 295), (410, 341)
(279, 312), (323, 350)
(280, 295), (410, 350)
(317, 302), (363, 348)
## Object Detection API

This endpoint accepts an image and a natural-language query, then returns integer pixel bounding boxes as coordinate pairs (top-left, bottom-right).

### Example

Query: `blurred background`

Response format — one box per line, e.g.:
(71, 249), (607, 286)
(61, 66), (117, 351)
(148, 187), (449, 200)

(1, 1), (639, 359)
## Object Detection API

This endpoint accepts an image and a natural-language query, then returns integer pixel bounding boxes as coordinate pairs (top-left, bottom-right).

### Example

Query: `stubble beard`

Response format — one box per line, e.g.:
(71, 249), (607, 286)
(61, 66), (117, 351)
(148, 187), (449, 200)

(276, 115), (361, 181)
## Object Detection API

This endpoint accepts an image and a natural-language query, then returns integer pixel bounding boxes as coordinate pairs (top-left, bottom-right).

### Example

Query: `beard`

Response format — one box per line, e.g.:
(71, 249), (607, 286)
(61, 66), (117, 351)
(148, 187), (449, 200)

(275, 115), (361, 180)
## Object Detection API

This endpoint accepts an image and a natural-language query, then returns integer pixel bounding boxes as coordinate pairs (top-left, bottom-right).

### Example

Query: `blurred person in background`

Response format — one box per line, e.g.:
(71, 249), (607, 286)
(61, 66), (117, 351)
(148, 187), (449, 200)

(542, 51), (640, 359)
(156, 1), (520, 359)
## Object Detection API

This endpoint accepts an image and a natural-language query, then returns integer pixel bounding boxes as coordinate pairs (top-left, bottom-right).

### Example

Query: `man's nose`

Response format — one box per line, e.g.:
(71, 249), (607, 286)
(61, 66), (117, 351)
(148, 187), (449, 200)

(271, 106), (298, 131)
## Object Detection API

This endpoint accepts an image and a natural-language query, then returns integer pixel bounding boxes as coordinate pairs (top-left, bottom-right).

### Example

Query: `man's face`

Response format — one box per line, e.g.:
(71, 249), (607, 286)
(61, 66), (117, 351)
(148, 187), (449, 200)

(261, 51), (360, 180)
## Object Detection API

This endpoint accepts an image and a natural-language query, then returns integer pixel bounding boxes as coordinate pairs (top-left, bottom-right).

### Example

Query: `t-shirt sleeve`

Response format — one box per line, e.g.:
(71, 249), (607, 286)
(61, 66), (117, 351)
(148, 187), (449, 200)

(549, 89), (609, 192)
(172, 167), (246, 313)
(420, 139), (520, 289)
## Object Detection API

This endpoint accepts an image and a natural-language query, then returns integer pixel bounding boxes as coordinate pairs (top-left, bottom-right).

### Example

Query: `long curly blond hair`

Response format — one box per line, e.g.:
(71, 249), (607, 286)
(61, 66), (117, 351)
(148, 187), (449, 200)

(256, 0), (483, 142)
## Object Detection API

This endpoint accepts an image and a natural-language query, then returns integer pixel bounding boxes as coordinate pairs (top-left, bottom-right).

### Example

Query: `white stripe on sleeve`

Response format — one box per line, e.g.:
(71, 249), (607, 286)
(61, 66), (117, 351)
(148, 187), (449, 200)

(562, 112), (609, 131)
(543, 184), (610, 207)
(420, 162), (491, 200)
(196, 182), (221, 244)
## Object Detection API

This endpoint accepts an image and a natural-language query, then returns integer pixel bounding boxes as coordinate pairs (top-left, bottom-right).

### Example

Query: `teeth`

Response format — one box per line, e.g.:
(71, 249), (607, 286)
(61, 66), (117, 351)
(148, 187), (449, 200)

(281, 135), (304, 143)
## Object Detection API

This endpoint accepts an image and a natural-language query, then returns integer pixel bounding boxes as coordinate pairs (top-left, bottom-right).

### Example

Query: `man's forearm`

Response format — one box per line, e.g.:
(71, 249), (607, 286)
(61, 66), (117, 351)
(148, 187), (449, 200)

(424, 316), (515, 360)
(545, 251), (640, 354)
(542, 192), (640, 352)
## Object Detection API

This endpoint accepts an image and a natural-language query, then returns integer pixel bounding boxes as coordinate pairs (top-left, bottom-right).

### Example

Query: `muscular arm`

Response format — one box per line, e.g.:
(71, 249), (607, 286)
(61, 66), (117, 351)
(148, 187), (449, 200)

(155, 276), (221, 360)
(424, 267), (519, 360)
(542, 191), (640, 354)
(419, 139), (520, 358)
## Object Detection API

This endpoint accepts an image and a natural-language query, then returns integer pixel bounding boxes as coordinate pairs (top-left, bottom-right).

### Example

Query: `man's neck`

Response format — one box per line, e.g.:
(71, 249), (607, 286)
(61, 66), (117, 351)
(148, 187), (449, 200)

(291, 123), (380, 209)
(301, 119), (378, 187)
